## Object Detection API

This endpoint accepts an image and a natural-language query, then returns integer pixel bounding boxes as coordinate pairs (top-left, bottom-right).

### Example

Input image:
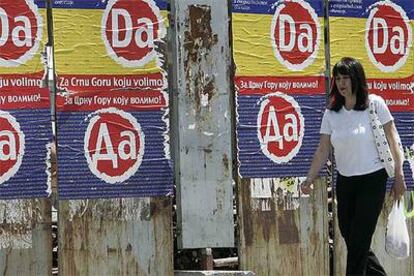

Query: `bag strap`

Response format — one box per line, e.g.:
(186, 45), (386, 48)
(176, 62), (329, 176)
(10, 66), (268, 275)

(368, 100), (395, 178)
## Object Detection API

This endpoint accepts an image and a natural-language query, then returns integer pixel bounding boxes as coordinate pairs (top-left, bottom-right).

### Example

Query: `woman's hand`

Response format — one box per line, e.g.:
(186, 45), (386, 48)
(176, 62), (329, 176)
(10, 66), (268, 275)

(391, 173), (406, 200)
(301, 134), (331, 195)
(301, 179), (314, 195)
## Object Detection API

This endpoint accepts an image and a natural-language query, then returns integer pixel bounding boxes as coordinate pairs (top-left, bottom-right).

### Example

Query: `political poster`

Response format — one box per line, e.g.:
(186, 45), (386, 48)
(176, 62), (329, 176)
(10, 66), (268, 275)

(0, 0), (52, 199)
(329, 0), (413, 187)
(232, 0), (326, 178)
(54, 0), (173, 199)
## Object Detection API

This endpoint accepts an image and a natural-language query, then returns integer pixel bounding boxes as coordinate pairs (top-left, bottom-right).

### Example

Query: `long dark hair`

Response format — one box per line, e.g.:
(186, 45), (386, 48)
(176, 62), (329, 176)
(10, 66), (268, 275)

(329, 57), (369, 111)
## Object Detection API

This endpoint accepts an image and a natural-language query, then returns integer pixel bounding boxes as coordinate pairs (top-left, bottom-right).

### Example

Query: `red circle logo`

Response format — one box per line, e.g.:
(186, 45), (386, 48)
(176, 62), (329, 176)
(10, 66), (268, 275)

(102, 0), (166, 67)
(0, 111), (25, 184)
(84, 108), (145, 183)
(0, 0), (42, 67)
(257, 92), (304, 163)
(271, 0), (321, 71)
(366, 2), (412, 72)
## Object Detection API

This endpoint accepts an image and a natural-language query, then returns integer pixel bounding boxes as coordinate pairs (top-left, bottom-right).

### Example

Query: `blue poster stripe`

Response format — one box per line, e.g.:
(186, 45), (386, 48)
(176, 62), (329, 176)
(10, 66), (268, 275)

(232, 0), (324, 16)
(237, 95), (326, 178)
(329, 0), (413, 19)
(0, 109), (52, 199)
(56, 110), (173, 199)
(393, 112), (414, 189)
(237, 95), (413, 189)
(46, 0), (168, 10)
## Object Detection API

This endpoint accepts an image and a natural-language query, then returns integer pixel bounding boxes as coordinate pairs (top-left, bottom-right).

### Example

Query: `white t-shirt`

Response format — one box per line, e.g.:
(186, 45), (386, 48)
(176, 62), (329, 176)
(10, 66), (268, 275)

(320, 94), (393, 176)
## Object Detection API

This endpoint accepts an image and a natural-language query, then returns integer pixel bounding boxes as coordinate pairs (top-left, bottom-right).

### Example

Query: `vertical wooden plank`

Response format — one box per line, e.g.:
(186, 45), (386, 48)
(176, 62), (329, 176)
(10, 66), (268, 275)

(334, 193), (414, 275)
(238, 178), (329, 275)
(171, 0), (235, 249)
(0, 199), (52, 275)
(59, 197), (173, 275)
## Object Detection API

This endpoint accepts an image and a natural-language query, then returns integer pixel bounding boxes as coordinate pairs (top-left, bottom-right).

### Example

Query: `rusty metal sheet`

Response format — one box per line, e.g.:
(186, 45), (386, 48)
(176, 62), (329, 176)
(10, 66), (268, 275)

(334, 194), (414, 275)
(238, 177), (329, 275)
(171, 0), (235, 249)
(58, 197), (173, 275)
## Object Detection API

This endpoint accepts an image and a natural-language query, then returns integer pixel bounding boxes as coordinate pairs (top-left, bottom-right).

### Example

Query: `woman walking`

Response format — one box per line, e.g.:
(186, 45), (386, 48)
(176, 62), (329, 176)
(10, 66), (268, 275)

(301, 57), (406, 275)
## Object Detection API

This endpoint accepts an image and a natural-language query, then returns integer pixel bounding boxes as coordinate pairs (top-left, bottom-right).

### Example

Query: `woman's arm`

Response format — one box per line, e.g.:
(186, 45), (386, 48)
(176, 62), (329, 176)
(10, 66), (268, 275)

(383, 120), (406, 199)
(301, 134), (332, 194)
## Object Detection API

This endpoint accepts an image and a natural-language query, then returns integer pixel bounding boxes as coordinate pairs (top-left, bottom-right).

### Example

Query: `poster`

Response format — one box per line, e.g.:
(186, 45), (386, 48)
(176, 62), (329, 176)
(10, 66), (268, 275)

(232, 0), (326, 178)
(0, 0), (52, 199)
(329, 0), (413, 187)
(54, 0), (173, 199)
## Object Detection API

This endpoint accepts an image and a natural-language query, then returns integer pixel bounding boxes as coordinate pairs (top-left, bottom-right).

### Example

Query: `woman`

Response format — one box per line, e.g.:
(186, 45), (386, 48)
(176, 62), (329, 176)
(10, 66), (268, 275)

(301, 57), (406, 275)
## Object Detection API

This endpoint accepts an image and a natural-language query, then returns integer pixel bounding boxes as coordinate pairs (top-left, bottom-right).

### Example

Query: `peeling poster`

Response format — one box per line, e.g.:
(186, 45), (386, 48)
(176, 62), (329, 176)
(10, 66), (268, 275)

(0, 0), (52, 199)
(232, 0), (326, 178)
(54, 0), (173, 199)
(329, 0), (414, 188)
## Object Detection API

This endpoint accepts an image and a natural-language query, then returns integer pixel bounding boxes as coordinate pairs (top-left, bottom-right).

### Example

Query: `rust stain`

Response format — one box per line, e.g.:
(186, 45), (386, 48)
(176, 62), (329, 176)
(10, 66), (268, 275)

(203, 79), (215, 105)
(241, 179), (254, 246)
(185, 5), (214, 62)
(184, 5), (218, 112)
(259, 181), (276, 242)
(149, 198), (171, 220)
(277, 210), (299, 244)
(107, 247), (117, 253)
(140, 203), (151, 221)
(0, 223), (32, 236)
(222, 153), (229, 170)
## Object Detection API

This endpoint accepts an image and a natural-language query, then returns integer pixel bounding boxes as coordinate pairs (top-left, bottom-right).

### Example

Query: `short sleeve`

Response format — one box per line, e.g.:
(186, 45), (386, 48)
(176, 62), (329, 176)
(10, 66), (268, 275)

(320, 109), (331, 135)
(374, 95), (393, 125)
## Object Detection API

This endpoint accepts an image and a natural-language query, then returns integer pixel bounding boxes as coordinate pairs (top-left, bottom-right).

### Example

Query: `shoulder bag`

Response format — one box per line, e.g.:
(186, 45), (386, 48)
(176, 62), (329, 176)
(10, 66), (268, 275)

(368, 100), (395, 178)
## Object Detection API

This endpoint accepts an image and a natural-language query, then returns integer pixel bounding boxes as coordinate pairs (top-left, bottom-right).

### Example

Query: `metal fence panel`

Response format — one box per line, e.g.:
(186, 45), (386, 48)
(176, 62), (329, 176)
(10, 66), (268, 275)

(171, 0), (235, 249)
(58, 198), (173, 275)
(0, 199), (52, 275)
(238, 178), (329, 275)
(232, 0), (329, 274)
(52, 0), (174, 274)
(53, 0), (173, 199)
